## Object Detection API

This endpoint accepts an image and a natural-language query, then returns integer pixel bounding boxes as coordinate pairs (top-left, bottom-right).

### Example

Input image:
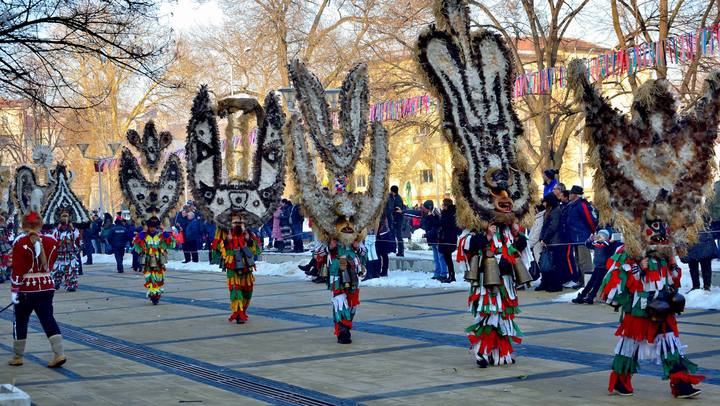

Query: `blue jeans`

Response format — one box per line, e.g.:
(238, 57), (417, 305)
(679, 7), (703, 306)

(431, 245), (447, 278)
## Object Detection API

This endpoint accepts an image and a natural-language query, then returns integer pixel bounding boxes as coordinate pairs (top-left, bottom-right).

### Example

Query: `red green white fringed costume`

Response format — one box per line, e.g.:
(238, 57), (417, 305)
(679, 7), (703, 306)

(322, 243), (364, 338)
(133, 230), (175, 303)
(211, 230), (262, 322)
(599, 246), (704, 396)
(51, 224), (80, 291)
(459, 226), (527, 366)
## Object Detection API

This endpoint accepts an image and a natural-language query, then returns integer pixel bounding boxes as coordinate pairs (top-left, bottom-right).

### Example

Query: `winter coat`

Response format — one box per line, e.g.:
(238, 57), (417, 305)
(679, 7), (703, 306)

(439, 205), (460, 254)
(384, 194), (406, 228)
(375, 222), (397, 255)
(584, 227), (620, 268)
(107, 224), (130, 251)
(682, 231), (718, 262)
(540, 207), (563, 245)
(528, 210), (545, 262)
(421, 209), (441, 245)
(279, 204), (291, 227)
(272, 207), (283, 240)
(563, 198), (598, 243)
(543, 179), (557, 198)
(184, 218), (205, 244)
(289, 204), (304, 233)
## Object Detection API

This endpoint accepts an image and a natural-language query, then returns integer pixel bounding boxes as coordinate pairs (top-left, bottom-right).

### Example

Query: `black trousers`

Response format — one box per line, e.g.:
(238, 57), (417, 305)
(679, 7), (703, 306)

(393, 222), (404, 255)
(13, 290), (61, 340)
(579, 266), (607, 300)
(378, 251), (390, 277)
(113, 249), (125, 272)
(183, 241), (199, 262)
(441, 250), (455, 279)
(688, 259), (712, 289)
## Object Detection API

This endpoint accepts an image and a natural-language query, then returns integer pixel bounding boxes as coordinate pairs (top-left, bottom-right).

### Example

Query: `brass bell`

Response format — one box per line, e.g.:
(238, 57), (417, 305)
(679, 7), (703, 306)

(148, 255), (158, 268)
(482, 256), (502, 287)
(463, 255), (480, 282)
(513, 259), (533, 286)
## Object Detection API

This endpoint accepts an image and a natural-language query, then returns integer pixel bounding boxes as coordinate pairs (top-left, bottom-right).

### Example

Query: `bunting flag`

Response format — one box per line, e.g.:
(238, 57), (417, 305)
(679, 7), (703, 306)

(514, 25), (720, 97)
(369, 94), (436, 122)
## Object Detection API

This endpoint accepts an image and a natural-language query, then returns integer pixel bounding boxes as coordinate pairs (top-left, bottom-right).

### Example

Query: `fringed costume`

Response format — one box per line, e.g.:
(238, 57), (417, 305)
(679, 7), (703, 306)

(133, 228), (175, 304)
(118, 121), (184, 305)
(569, 58), (720, 397)
(51, 222), (80, 291)
(416, 0), (536, 367)
(211, 228), (262, 323)
(185, 85), (286, 323)
(286, 60), (389, 344)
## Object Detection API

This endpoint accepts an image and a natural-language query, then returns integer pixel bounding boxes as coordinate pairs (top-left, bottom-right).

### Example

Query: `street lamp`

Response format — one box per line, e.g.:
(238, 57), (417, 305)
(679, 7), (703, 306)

(76, 142), (122, 213)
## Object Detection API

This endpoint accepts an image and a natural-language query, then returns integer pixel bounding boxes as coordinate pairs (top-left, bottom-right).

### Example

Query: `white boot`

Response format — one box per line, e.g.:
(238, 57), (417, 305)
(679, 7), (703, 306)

(47, 334), (66, 368)
(8, 339), (25, 366)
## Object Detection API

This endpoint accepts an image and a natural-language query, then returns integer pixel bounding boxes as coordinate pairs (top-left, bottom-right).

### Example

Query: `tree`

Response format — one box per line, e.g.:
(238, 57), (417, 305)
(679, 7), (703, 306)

(0, 0), (173, 109)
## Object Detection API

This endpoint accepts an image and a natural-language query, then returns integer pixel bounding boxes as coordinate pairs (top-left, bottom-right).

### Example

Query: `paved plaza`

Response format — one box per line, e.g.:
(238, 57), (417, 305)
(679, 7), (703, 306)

(1, 262), (718, 405)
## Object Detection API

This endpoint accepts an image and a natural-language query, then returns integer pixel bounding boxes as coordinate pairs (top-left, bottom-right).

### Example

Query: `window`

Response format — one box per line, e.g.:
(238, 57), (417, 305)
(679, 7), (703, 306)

(420, 169), (433, 183)
(356, 174), (367, 188)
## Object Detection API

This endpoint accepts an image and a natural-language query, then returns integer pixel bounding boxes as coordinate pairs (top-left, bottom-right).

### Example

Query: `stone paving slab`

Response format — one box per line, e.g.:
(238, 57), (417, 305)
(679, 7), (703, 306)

(0, 262), (718, 405)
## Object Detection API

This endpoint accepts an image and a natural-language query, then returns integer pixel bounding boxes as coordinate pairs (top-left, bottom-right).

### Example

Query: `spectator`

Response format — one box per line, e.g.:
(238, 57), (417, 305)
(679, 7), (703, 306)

(107, 218), (130, 273)
(261, 218), (274, 249)
(572, 227), (621, 304)
(384, 185), (406, 257)
(82, 224), (95, 265)
(131, 221), (144, 272)
(363, 227), (380, 280)
(681, 223), (716, 291)
(542, 169), (558, 197)
(537, 194), (565, 292)
(419, 200), (446, 280)
(553, 182), (566, 202)
(439, 198), (459, 283)
(205, 218), (217, 263)
(100, 213), (113, 253)
(272, 205), (284, 251)
(375, 217), (396, 278)
(183, 211), (204, 263)
(89, 213), (102, 254)
(289, 202), (304, 253)
(279, 199), (293, 251)
(527, 203), (546, 265)
(564, 186), (598, 288)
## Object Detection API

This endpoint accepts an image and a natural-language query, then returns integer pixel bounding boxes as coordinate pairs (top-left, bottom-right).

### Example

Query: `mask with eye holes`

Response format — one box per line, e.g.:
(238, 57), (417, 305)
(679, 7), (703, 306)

(645, 219), (669, 244)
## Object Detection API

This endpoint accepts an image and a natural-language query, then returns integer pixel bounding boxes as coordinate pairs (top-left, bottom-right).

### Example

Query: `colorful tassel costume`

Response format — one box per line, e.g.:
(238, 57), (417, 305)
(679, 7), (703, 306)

(0, 222), (13, 281)
(211, 229), (262, 322)
(459, 225), (528, 366)
(51, 223), (80, 291)
(599, 246), (704, 396)
(133, 230), (175, 304)
(321, 243), (365, 341)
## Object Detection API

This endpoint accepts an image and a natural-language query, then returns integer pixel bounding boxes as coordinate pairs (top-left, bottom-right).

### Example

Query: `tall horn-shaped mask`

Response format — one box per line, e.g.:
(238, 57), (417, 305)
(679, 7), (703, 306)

(119, 121), (184, 224)
(286, 61), (389, 244)
(568, 59), (720, 257)
(417, 0), (534, 228)
(185, 86), (286, 228)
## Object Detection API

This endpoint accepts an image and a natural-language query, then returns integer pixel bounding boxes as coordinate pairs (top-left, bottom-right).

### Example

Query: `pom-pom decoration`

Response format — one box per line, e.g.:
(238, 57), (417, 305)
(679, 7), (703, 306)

(286, 61), (389, 245)
(185, 86), (286, 229)
(568, 59), (720, 257)
(416, 0), (535, 229)
(119, 121), (184, 224)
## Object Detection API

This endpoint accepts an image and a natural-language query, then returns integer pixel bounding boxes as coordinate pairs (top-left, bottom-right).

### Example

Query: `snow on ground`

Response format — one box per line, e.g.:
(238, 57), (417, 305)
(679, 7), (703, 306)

(361, 270), (469, 290)
(552, 260), (720, 310)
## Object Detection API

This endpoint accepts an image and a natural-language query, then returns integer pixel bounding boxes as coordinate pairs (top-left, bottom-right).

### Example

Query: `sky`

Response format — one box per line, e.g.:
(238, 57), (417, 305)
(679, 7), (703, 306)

(161, 0), (224, 32)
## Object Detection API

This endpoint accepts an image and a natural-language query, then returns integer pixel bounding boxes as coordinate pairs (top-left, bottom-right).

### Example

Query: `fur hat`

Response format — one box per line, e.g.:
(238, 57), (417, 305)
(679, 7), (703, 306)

(570, 185), (584, 195)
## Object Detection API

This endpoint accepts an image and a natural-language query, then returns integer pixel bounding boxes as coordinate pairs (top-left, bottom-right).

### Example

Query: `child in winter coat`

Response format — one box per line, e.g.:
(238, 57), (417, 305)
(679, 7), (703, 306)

(572, 227), (620, 304)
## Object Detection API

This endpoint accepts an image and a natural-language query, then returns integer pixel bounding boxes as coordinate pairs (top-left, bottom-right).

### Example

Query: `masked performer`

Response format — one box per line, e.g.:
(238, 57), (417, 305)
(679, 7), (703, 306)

(119, 121), (184, 305)
(8, 211), (66, 368)
(286, 61), (389, 344)
(211, 213), (262, 323)
(0, 212), (13, 282)
(186, 86), (286, 323)
(417, 0), (536, 367)
(569, 60), (720, 398)
(50, 210), (81, 292)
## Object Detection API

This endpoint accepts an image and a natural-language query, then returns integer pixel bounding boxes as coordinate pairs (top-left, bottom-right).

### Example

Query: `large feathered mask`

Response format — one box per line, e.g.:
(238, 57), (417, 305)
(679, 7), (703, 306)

(416, 0), (534, 229)
(569, 60), (720, 257)
(286, 61), (389, 246)
(185, 86), (286, 229)
(119, 121), (184, 224)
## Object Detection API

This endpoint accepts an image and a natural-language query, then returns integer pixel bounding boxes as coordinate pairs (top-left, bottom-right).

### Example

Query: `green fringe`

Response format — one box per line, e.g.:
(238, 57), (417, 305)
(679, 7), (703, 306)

(611, 354), (639, 375)
(661, 352), (698, 380)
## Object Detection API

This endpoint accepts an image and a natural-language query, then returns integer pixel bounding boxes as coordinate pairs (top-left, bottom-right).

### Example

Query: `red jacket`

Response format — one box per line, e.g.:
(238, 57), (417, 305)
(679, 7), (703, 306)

(10, 233), (59, 293)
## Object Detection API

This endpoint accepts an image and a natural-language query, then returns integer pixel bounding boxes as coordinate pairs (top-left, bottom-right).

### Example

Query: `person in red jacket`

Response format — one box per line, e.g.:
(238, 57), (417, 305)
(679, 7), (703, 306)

(8, 211), (66, 368)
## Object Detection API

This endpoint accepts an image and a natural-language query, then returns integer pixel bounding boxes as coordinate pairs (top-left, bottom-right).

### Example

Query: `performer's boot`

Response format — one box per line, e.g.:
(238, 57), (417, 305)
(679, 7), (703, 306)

(670, 367), (703, 399)
(8, 339), (25, 366)
(47, 335), (67, 368)
(337, 325), (352, 344)
(609, 372), (633, 396)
